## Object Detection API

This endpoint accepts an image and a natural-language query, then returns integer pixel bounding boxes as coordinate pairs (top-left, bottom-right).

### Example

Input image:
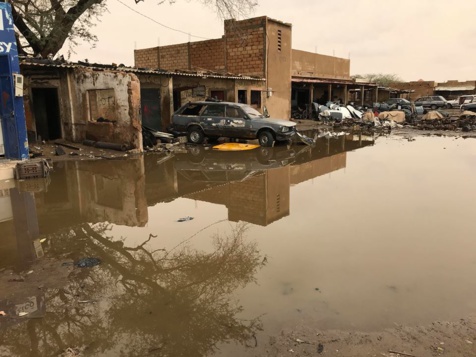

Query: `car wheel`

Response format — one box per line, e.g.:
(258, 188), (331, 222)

(188, 145), (205, 163)
(430, 104), (437, 110)
(187, 127), (205, 144)
(446, 103), (452, 109)
(256, 147), (273, 164)
(258, 131), (275, 147)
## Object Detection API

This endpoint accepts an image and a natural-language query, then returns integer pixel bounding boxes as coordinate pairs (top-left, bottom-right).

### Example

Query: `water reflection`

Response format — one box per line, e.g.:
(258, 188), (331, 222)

(0, 222), (264, 356)
(0, 134), (375, 356)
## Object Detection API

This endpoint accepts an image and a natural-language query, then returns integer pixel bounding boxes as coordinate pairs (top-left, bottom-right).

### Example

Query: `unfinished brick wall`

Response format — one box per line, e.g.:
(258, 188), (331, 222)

(159, 43), (189, 70)
(190, 38), (226, 71)
(134, 47), (159, 69)
(228, 174), (267, 225)
(224, 17), (266, 77)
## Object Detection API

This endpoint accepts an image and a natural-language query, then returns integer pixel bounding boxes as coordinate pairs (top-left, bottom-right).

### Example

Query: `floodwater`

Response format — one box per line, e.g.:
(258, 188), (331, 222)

(1, 134), (476, 356)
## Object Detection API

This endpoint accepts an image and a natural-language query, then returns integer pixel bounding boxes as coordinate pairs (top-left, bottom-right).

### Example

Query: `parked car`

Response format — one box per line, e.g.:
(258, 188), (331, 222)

(170, 101), (297, 147)
(414, 96), (448, 110)
(460, 97), (476, 112)
(385, 98), (412, 106)
(446, 99), (459, 108)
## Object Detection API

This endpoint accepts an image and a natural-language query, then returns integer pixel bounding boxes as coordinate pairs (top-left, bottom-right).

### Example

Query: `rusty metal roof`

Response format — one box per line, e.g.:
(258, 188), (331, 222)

(19, 58), (265, 81)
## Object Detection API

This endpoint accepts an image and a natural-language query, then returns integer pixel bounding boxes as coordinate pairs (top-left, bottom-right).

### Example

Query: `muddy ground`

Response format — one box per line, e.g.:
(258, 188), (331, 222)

(244, 317), (476, 357)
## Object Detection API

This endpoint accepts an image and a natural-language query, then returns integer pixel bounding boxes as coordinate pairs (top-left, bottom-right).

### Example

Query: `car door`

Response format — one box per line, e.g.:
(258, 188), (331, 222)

(200, 104), (226, 138)
(225, 105), (248, 139)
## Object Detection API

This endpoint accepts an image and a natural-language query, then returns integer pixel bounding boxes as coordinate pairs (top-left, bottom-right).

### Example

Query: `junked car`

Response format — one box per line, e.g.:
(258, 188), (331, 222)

(170, 101), (296, 147)
(414, 96), (448, 110)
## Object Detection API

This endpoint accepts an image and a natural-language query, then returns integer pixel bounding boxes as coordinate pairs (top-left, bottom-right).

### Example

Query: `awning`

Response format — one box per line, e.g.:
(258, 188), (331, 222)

(435, 86), (475, 91)
(292, 77), (376, 87)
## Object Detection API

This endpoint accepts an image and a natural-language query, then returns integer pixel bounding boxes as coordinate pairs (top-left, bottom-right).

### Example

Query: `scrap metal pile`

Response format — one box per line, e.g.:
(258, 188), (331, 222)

(309, 101), (476, 133)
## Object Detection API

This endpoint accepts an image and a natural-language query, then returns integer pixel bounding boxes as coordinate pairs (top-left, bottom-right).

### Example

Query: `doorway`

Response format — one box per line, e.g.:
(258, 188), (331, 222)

(141, 88), (162, 131)
(32, 88), (61, 141)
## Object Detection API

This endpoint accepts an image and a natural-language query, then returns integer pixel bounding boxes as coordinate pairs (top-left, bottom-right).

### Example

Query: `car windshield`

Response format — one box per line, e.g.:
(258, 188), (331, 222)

(242, 105), (264, 118)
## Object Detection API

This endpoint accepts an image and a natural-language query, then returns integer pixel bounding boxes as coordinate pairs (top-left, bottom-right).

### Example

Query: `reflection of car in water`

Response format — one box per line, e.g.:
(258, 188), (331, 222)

(174, 145), (297, 181)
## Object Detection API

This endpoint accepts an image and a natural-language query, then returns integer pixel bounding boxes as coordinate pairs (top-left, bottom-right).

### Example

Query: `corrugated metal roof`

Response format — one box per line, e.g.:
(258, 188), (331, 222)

(19, 59), (264, 81)
(435, 86), (475, 91)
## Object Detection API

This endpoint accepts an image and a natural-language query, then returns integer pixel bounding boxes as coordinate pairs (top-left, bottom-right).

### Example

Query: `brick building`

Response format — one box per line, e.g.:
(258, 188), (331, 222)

(135, 16), (377, 120)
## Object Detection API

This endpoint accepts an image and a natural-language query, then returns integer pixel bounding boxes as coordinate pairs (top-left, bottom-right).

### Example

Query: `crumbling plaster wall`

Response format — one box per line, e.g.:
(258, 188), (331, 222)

(73, 68), (142, 151)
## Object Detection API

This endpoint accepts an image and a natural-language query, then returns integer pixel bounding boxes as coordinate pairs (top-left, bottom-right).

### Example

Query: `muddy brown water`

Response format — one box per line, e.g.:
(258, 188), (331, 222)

(1, 134), (476, 356)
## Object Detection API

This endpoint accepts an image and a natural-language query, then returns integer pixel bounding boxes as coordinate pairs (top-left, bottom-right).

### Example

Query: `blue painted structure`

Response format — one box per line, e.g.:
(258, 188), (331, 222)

(0, 3), (29, 160)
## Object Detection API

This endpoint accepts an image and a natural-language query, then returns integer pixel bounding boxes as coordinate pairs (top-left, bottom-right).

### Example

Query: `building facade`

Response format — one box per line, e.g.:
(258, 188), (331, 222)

(135, 16), (369, 119)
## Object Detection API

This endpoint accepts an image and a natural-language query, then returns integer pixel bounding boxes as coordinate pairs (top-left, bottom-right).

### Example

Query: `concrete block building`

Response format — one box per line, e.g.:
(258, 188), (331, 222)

(135, 16), (378, 120)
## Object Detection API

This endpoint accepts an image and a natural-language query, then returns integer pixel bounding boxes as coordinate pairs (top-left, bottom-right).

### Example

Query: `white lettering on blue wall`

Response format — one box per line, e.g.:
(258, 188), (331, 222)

(0, 9), (4, 31)
(0, 42), (13, 53)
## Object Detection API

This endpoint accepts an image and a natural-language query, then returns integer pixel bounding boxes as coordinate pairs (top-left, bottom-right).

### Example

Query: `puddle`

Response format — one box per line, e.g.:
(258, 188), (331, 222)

(1, 134), (476, 356)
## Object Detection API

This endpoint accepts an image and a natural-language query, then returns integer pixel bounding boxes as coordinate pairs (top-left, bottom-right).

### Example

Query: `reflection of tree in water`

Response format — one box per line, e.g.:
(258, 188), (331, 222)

(0, 223), (264, 357)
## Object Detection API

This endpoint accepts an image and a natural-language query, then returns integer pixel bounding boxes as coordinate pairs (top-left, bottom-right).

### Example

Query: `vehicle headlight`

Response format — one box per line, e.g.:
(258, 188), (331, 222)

(281, 126), (290, 133)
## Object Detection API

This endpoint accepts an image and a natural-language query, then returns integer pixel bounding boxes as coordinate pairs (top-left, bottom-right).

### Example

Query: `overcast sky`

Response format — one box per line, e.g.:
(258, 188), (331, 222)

(62, 0), (476, 83)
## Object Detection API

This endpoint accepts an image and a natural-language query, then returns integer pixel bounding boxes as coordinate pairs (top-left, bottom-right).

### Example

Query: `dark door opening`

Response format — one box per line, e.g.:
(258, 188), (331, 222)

(210, 90), (225, 101)
(173, 90), (181, 112)
(141, 88), (162, 131)
(32, 88), (61, 142)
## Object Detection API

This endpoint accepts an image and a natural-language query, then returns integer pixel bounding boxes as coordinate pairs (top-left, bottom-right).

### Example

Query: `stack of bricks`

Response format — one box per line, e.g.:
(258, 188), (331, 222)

(225, 17), (266, 77)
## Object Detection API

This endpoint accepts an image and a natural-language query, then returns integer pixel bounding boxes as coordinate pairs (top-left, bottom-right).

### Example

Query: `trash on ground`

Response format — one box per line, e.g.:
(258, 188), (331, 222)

(317, 343), (324, 354)
(422, 111), (445, 120)
(177, 216), (194, 222)
(75, 258), (102, 268)
(55, 146), (66, 156)
(18, 312), (28, 317)
(0, 311), (6, 316)
(213, 143), (259, 151)
(295, 131), (316, 146)
(15, 159), (51, 180)
(378, 111), (406, 123)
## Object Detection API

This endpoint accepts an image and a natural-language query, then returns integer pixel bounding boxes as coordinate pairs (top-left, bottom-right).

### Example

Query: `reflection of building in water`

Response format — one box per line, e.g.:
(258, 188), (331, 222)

(0, 184), (42, 270)
(291, 153), (346, 185)
(186, 166), (291, 226)
(174, 134), (375, 226)
(0, 158), (147, 269)
(35, 159), (148, 232)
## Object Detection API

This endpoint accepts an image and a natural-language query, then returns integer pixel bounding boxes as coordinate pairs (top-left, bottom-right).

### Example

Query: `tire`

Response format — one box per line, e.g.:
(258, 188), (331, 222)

(256, 147), (273, 164)
(187, 126), (205, 144)
(258, 131), (275, 147)
(446, 103), (452, 109)
(430, 104), (437, 110)
(188, 145), (205, 163)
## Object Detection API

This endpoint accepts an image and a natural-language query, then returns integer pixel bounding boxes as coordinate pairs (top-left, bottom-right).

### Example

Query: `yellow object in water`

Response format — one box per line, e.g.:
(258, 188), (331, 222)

(212, 143), (259, 151)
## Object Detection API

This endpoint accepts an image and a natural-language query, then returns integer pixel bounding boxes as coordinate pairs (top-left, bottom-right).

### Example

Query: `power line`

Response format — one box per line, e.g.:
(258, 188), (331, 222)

(115, 0), (212, 41)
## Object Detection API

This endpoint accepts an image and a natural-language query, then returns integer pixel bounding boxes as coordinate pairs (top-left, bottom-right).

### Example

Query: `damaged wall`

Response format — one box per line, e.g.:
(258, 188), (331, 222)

(73, 68), (142, 151)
